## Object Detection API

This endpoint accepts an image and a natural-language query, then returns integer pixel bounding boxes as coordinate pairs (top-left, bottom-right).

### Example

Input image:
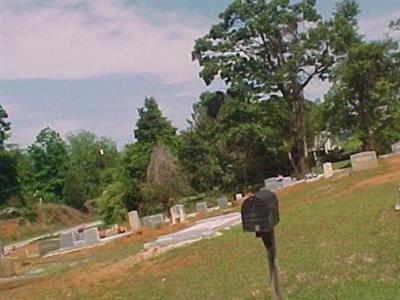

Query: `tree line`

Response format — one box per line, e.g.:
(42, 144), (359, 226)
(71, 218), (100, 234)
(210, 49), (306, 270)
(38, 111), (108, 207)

(1, 0), (399, 222)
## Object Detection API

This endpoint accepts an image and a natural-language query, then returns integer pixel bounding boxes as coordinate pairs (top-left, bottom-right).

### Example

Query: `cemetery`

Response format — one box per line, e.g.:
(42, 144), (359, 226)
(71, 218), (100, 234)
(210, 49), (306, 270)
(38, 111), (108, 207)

(1, 1), (400, 299)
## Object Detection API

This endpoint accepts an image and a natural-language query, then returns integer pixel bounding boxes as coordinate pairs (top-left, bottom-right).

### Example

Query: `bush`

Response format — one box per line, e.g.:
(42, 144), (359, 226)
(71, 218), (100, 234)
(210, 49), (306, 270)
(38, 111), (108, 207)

(98, 182), (127, 225)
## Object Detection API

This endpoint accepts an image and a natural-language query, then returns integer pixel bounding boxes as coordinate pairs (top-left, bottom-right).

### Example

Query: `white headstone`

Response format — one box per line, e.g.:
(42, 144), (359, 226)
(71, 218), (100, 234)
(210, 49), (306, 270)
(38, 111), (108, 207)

(217, 196), (228, 209)
(235, 193), (243, 201)
(170, 205), (186, 224)
(83, 228), (100, 244)
(59, 232), (74, 248)
(195, 202), (208, 213)
(323, 162), (334, 178)
(128, 210), (141, 232)
(350, 151), (378, 171)
(391, 142), (400, 153)
(142, 214), (164, 229)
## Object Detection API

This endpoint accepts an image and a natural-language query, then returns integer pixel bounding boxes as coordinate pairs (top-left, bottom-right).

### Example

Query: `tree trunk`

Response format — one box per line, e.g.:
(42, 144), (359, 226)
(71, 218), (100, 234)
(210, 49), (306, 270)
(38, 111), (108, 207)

(291, 95), (310, 178)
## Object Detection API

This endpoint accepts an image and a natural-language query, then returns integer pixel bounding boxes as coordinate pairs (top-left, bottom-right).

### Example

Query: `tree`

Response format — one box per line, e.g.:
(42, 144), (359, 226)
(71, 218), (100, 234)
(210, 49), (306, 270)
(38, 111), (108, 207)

(0, 104), (11, 150)
(192, 0), (359, 176)
(324, 40), (400, 153)
(134, 97), (178, 148)
(28, 127), (68, 200)
(63, 171), (85, 209)
(141, 144), (190, 213)
(66, 130), (119, 199)
(98, 182), (128, 225)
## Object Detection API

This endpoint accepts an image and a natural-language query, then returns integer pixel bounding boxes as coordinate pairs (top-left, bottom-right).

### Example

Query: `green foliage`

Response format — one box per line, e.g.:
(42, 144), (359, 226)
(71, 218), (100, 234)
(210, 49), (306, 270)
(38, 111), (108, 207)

(0, 104), (11, 150)
(62, 171), (85, 210)
(192, 0), (359, 176)
(0, 150), (19, 205)
(66, 130), (119, 199)
(134, 97), (178, 148)
(98, 182), (128, 225)
(324, 40), (400, 153)
(120, 142), (152, 211)
(28, 127), (68, 200)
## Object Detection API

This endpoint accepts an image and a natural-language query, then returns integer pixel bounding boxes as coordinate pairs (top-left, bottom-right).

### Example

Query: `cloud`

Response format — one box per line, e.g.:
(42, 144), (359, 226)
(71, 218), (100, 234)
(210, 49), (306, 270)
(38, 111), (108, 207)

(359, 11), (400, 40)
(0, 1), (206, 83)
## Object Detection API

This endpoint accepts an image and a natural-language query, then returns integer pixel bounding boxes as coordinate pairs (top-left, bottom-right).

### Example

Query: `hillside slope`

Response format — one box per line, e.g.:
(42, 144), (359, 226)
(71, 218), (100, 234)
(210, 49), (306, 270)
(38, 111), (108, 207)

(1, 155), (400, 299)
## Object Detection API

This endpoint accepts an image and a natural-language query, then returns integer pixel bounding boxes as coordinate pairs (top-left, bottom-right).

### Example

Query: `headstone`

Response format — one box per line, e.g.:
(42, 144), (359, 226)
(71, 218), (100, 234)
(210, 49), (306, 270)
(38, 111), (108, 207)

(350, 151), (378, 171)
(323, 162), (334, 178)
(217, 196), (229, 209)
(128, 210), (142, 232)
(59, 232), (75, 249)
(235, 193), (243, 201)
(38, 239), (60, 256)
(282, 176), (296, 186)
(391, 142), (400, 153)
(83, 227), (100, 244)
(170, 205), (186, 225)
(73, 231), (83, 242)
(142, 214), (164, 229)
(195, 202), (208, 213)
(264, 177), (283, 191)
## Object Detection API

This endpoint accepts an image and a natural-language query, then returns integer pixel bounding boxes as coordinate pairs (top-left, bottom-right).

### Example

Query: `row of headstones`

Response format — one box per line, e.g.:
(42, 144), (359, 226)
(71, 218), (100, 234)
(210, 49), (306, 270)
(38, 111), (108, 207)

(128, 196), (236, 231)
(38, 227), (100, 256)
(323, 142), (400, 178)
(322, 151), (377, 179)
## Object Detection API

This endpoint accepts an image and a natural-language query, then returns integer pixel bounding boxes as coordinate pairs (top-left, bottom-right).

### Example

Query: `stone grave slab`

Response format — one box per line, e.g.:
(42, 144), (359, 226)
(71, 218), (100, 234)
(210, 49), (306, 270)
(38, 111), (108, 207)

(83, 228), (100, 244)
(59, 232), (74, 249)
(350, 151), (378, 171)
(128, 210), (142, 232)
(391, 142), (400, 153)
(38, 239), (60, 256)
(235, 193), (243, 201)
(142, 214), (164, 229)
(264, 177), (283, 191)
(217, 196), (228, 209)
(170, 205), (186, 224)
(195, 202), (208, 213)
(323, 162), (334, 178)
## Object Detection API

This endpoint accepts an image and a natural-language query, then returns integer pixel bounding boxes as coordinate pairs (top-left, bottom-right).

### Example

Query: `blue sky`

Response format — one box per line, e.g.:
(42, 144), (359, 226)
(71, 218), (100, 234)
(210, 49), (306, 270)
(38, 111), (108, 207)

(1, 0), (399, 149)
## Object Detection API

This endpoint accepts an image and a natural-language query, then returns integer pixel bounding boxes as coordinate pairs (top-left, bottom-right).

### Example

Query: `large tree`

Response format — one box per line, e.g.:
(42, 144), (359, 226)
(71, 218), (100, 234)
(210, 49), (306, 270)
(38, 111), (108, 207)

(192, 0), (358, 176)
(28, 127), (68, 200)
(324, 40), (400, 153)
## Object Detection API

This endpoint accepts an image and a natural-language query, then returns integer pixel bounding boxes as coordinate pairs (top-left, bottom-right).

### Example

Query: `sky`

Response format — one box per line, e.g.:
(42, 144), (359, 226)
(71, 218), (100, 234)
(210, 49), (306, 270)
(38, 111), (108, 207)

(1, 0), (399, 149)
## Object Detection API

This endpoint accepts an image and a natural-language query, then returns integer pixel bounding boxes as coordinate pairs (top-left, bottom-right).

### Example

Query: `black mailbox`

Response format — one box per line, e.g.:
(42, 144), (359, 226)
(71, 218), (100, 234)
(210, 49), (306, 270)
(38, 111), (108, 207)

(241, 189), (279, 233)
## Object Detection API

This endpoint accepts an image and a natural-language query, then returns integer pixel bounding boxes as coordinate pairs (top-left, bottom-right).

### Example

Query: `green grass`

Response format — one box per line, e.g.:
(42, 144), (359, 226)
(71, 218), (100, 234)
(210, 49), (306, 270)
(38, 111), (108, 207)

(2, 161), (400, 299)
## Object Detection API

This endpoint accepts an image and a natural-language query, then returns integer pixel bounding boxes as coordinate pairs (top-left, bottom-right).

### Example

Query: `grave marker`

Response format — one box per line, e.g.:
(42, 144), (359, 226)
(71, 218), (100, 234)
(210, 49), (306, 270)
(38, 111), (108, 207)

(323, 162), (333, 178)
(391, 142), (400, 153)
(264, 178), (283, 191)
(217, 196), (228, 209)
(59, 232), (75, 249)
(142, 214), (164, 229)
(38, 239), (60, 256)
(83, 228), (100, 244)
(195, 202), (208, 213)
(170, 205), (186, 224)
(350, 151), (378, 171)
(235, 193), (243, 201)
(128, 210), (142, 232)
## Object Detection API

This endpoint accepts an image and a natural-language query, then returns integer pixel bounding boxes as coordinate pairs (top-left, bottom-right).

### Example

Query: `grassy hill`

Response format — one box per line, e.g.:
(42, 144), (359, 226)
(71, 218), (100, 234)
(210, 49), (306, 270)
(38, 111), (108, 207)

(1, 155), (400, 299)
